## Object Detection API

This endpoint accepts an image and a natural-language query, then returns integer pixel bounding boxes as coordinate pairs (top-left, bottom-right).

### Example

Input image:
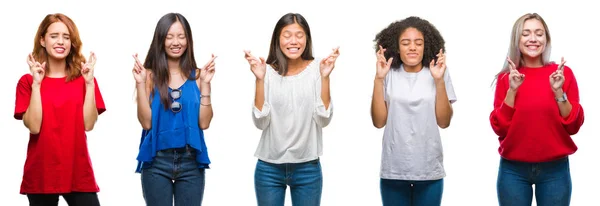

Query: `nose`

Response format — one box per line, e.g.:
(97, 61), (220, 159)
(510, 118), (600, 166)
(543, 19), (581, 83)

(408, 42), (416, 51)
(57, 36), (64, 45)
(289, 36), (299, 45)
(172, 38), (182, 46)
(527, 35), (538, 43)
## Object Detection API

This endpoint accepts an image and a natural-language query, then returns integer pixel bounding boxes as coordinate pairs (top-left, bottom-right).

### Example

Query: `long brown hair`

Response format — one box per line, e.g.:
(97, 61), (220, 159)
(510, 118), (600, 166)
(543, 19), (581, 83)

(144, 13), (199, 109)
(266, 13), (314, 76)
(33, 13), (86, 82)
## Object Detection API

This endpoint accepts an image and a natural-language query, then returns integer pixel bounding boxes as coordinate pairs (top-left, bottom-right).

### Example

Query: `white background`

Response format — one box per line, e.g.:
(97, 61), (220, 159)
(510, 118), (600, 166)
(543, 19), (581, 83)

(1, 0), (598, 205)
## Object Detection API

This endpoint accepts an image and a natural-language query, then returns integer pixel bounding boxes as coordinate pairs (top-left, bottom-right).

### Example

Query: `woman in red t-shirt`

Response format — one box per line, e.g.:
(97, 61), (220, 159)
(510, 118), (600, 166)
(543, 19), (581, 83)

(13, 13), (106, 206)
(490, 13), (584, 206)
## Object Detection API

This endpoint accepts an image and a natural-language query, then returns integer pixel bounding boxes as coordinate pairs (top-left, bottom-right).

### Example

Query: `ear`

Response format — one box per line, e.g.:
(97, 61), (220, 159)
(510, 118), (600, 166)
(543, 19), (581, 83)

(40, 37), (46, 48)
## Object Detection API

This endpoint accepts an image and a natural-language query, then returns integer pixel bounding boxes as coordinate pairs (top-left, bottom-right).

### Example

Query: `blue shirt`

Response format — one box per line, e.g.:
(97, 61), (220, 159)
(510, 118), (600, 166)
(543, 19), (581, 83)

(136, 71), (210, 172)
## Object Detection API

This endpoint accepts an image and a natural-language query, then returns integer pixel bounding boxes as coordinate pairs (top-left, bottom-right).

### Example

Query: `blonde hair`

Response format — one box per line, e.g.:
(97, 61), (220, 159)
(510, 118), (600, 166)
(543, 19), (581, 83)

(494, 13), (552, 82)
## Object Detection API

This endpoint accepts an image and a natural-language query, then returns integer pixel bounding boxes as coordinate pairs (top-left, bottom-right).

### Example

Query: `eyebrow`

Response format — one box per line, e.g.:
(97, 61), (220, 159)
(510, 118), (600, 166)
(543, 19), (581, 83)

(400, 38), (424, 41)
(49, 32), (70, 36)
(282, 30), (304, 34)
(523, 29), (544, 32)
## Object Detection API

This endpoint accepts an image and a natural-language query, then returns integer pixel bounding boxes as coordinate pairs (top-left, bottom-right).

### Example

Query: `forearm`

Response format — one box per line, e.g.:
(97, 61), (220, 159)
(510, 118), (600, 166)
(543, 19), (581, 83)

(83, 83), (98, 131)
(136, 83), (152, 130)
(254, 79), (265, 111)
(199, 82), (213, 130)
(504, 88), (517, 107)
(371, 78), (387, 128)
(320, 77), (331, 110)
(554, 89), (572, 118)
(434, 79), (452, 128)
(23, 84), (43, 134)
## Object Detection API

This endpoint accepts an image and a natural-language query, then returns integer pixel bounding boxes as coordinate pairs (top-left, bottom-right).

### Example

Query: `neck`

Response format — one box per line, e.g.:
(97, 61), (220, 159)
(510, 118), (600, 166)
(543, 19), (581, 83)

(47, 57), (67, 77)
(168, 58), (182, 74)
(287, 58), (306, 73)
(404, 63), (423, 73)
(522, 56), (543, 68)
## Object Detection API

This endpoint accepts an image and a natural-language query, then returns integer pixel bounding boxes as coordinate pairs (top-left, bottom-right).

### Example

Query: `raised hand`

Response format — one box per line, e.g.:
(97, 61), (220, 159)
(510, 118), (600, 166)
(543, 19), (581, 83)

(132, 53), (147, 84)
(507, 57), (525, 90)
(81, 51), (97, 85)
(429, 49), (446, 80)
(27, 53), (46, 85)
(200, 54), (217, 84)
(375, 45), (393, 80)
(549, 57), (566, 92)
(320, 46), (340, 78)
(244, 50), (266, 80)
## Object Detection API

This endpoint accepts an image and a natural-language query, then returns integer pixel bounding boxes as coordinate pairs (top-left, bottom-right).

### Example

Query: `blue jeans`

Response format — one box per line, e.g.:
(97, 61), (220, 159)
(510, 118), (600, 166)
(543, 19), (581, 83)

(497, 157), (571, 206)
(254, 158), (323, 206)
(141, 146), (206, 206)
(380, 178), (443, 206)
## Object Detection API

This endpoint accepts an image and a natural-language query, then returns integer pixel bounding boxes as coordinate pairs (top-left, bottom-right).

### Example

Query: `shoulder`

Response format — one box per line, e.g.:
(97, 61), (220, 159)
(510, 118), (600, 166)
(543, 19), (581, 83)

(18, 74), (33, 83)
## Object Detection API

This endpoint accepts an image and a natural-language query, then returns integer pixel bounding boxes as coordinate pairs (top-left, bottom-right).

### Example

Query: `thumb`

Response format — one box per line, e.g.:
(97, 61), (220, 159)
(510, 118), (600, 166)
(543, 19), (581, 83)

(41, 62), (47, 70)
(259, 57), (265, 64)
(430, 59), (435, 68)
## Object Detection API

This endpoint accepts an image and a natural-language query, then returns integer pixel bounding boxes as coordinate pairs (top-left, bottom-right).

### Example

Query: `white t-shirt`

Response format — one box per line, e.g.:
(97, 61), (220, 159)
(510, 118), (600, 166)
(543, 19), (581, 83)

(381, 64), (457, 180)
(252, 59), (333, 164)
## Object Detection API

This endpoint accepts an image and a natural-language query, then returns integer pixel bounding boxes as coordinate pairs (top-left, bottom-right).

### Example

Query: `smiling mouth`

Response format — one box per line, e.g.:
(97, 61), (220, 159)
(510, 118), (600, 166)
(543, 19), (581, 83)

(287, 48), (300, 53)
(54, 47), (65, 53)
(526, 45), (540, 50)
(170, 48), (182, 53)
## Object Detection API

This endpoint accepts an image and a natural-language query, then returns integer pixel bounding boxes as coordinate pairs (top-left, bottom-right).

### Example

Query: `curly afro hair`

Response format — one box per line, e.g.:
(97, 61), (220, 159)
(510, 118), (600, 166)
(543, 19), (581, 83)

(374, 16), (445, 69)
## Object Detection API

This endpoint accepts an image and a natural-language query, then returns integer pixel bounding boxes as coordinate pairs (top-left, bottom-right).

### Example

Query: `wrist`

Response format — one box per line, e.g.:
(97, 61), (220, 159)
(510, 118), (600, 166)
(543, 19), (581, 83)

(434, 78), (445, 85)
(31, 83), (41, 90)
(86, 82), (95, 88)
(553, 88), (564, 98)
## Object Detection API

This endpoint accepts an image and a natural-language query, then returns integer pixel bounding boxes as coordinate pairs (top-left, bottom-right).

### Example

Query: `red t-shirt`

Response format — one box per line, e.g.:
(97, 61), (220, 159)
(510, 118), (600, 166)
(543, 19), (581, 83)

(490, 63), (584, 162)
(14, 74), (106, 194)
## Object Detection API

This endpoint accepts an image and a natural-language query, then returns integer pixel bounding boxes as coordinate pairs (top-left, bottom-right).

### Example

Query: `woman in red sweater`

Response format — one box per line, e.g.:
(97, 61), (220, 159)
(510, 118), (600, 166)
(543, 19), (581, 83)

(14, 13), (106, 206)
(490, 13), (584, 206)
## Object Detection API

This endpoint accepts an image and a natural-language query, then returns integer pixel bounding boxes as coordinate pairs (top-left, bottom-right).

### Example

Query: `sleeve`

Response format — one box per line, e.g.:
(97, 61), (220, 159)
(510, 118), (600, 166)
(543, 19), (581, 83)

(14, 74), (33, 120)
(252, 72), (271, 130)
(489, 73), (515, 137)
(444, 67), (457, 103)
(561, 66), (584, 135)
(93, 77), (106, 115)
(313, 70), (333, 128)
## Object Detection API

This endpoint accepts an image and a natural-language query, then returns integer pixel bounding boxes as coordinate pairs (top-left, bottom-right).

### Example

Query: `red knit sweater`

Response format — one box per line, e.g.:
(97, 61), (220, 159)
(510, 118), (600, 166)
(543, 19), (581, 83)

(490, 63), (584, 163)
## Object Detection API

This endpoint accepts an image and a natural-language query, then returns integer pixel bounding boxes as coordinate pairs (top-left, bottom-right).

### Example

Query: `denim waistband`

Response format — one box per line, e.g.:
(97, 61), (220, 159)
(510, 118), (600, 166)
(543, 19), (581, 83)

(158, 145), (194, 154)
(259, 158), (320, 166)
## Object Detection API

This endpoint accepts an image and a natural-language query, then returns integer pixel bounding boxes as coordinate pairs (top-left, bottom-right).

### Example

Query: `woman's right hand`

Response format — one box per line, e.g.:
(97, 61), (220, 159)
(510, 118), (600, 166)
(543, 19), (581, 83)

(132, 53), (147, 84)
(27, 53), (46, 85)
(244, 50), (266, 80)
(375, 45), (393, 80)
(507, 57), (524, 90)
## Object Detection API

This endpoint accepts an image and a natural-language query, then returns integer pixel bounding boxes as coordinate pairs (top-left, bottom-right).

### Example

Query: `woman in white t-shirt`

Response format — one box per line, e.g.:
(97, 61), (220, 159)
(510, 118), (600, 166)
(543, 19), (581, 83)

(243, 13), (339, 206)
(370, 16), (457, 206)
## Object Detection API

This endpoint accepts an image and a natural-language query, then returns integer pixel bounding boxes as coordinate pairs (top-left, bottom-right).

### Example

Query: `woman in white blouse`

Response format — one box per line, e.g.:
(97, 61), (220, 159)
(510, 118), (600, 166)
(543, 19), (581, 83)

(243, 12), (339, 206)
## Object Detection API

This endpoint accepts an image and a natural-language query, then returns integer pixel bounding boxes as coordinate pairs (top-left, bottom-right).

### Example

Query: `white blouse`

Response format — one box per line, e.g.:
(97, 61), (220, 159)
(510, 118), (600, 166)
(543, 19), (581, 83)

(252, 59), (333, 164)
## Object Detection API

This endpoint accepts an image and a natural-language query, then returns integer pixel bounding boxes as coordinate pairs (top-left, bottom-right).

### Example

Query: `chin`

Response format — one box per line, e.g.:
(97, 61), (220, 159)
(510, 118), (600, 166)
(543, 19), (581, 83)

(285, 54), (302, 60)
(49, 54), (68, 60)
(167, 53), (184, 59)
